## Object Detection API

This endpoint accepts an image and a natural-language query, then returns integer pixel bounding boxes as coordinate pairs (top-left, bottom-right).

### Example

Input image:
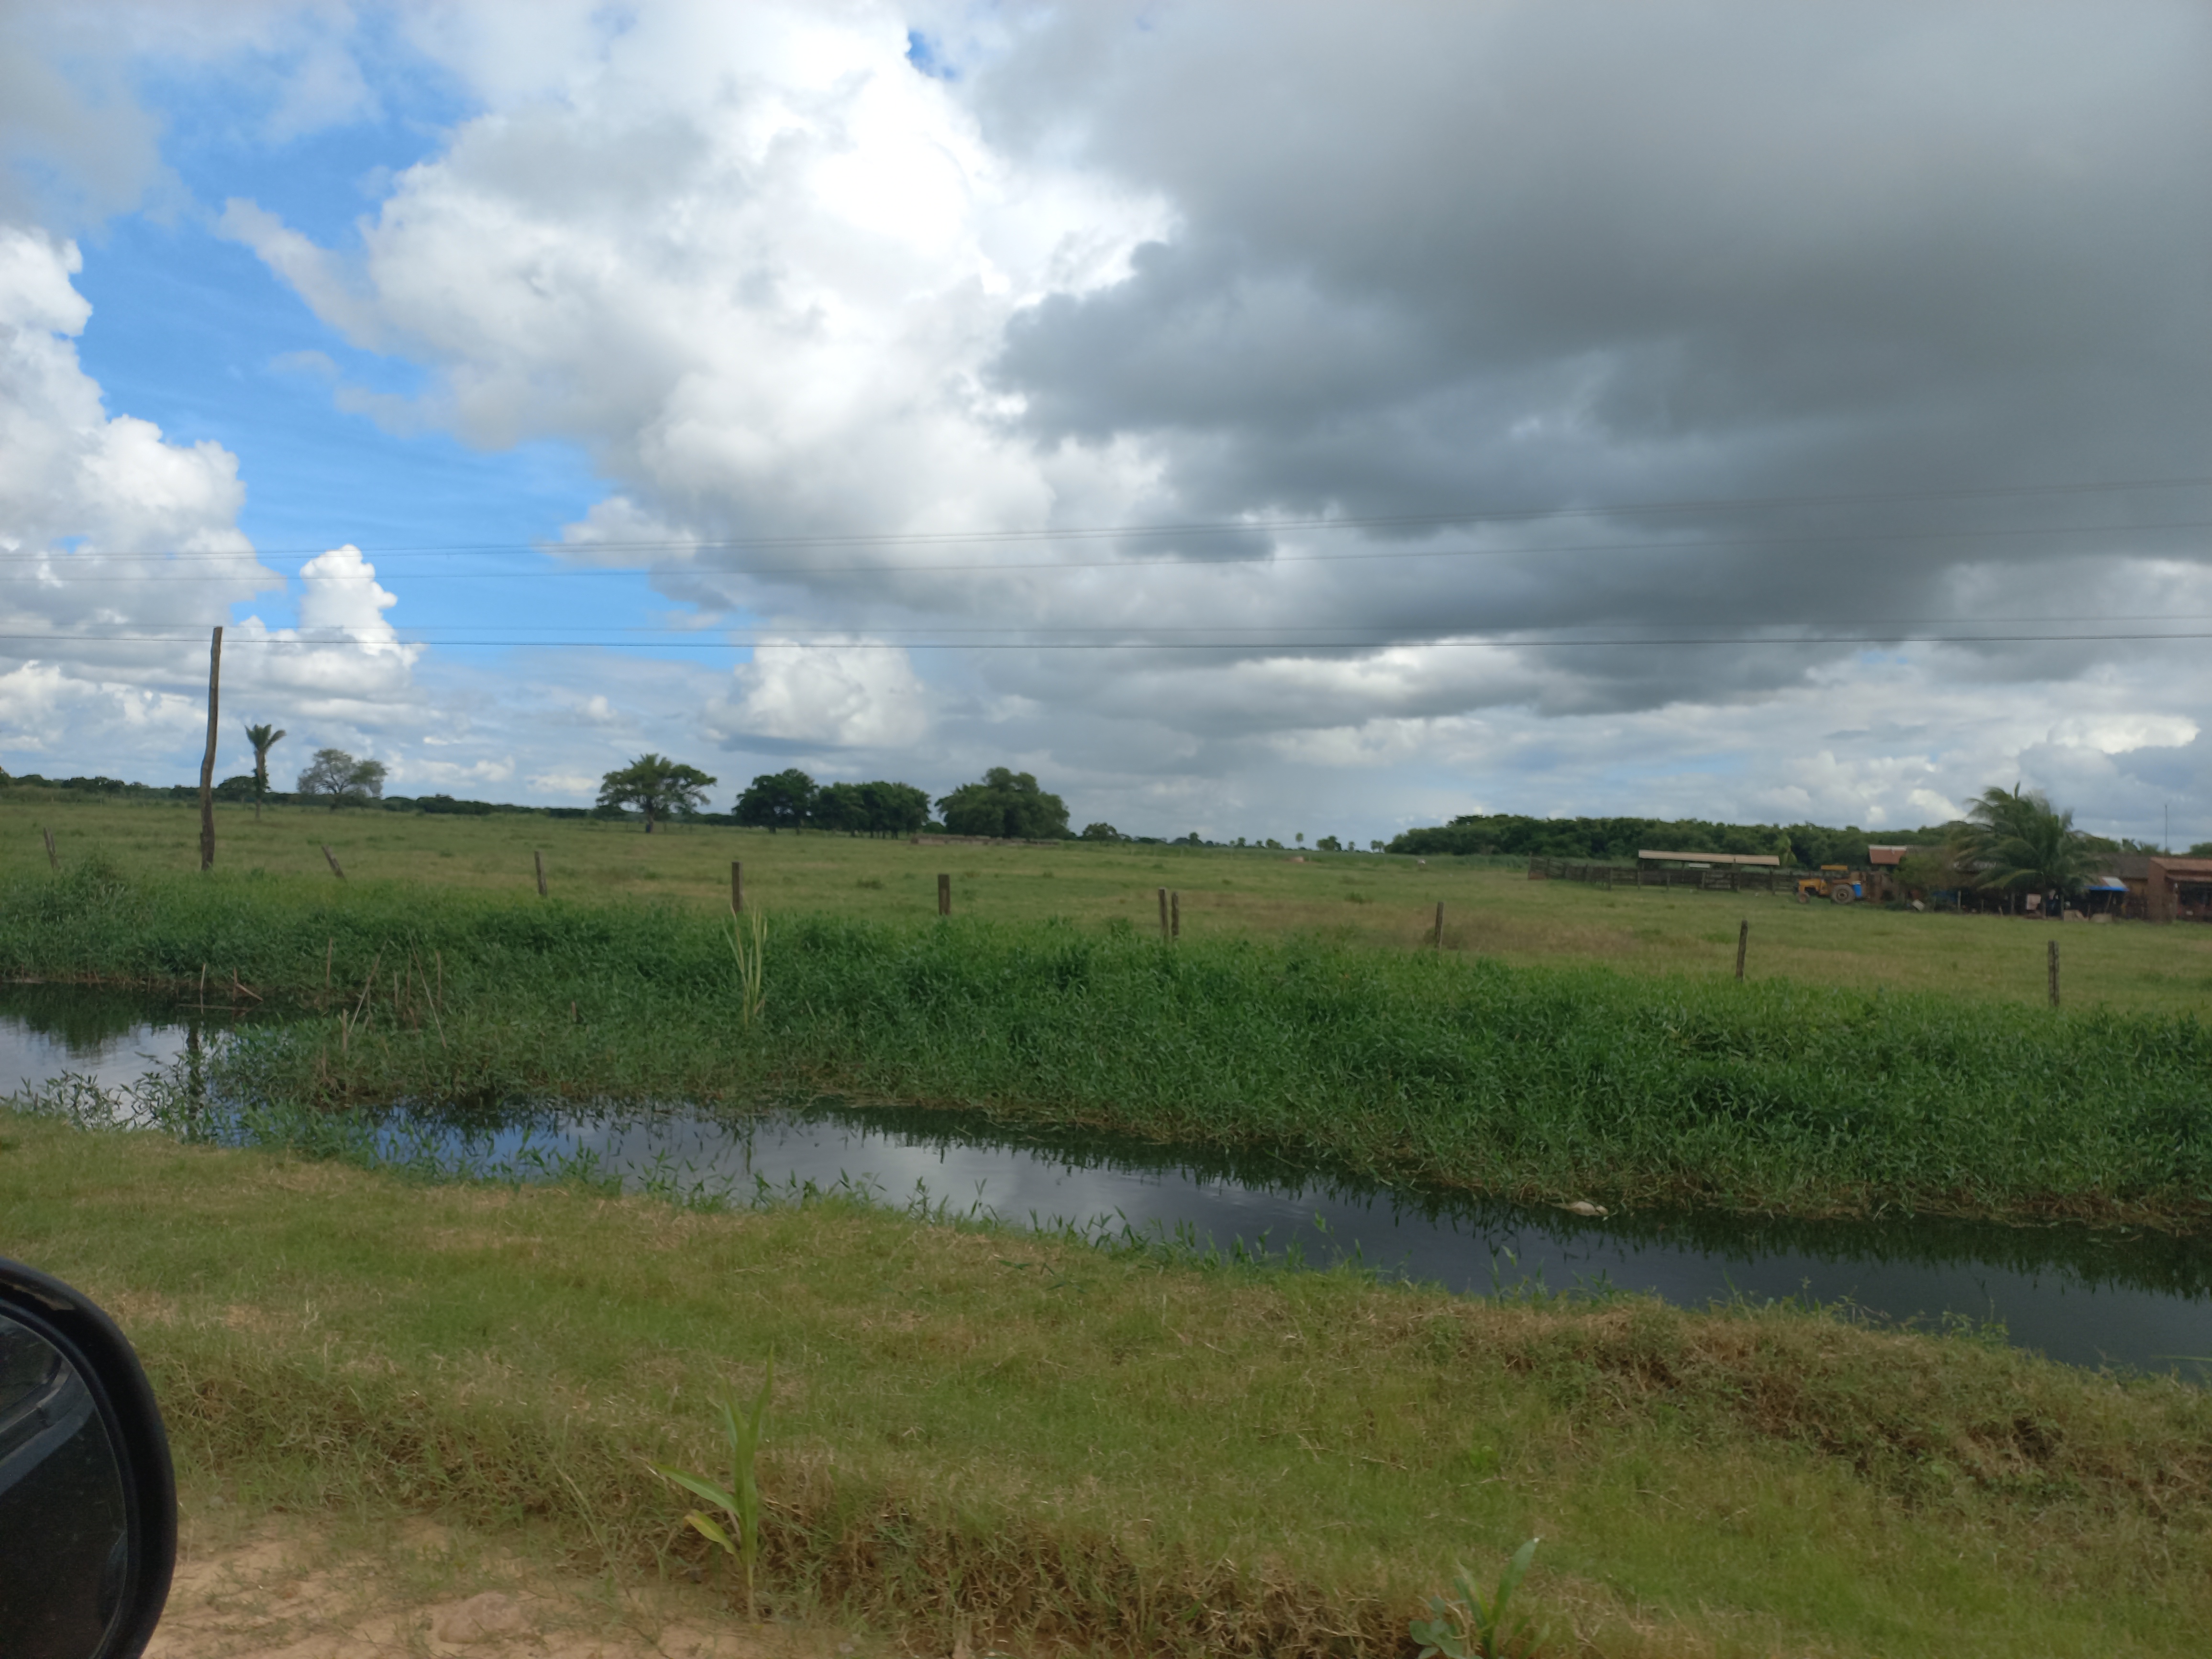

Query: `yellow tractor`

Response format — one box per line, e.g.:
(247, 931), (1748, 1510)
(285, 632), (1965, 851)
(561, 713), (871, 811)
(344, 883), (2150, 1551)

(1795, 864), (1861, 904)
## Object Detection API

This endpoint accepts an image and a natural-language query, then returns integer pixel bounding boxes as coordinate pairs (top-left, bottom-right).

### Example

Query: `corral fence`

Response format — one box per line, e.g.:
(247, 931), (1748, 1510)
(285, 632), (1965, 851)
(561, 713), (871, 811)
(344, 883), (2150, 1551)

(1527, 856), (1795, 895)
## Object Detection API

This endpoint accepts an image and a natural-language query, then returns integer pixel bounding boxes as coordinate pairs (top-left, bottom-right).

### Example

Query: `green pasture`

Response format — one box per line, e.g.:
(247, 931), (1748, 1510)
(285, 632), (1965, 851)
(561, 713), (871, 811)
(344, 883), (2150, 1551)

(8, 1109), (2211, 1658)
(7, 789), (2212, 1012)
(5, 847), (2210, 1228)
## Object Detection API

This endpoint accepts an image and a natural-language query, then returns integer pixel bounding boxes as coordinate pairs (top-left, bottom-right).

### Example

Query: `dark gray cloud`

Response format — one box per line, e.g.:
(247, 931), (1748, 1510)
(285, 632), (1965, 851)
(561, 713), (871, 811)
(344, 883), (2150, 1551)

(979, 0), (2212, 708)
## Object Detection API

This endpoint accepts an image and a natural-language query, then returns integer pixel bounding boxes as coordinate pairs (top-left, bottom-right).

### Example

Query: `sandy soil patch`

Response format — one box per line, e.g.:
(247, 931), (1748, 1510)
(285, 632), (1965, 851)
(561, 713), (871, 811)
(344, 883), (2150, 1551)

(145, 1518), (885, 1659)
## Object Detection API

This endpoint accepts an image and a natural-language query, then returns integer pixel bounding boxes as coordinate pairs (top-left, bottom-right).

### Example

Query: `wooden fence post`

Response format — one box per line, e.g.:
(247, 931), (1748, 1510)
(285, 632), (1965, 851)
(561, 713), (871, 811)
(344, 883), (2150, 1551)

(1158, 887), (1170, 941)
(1171, 891), (1181, 940)
(321, 844), (345, 880)
(43, 826), (57, 871)
(1433, 901), (1445, 949)
(2048, 939), (2060, 1007)
(1736, 918), (1748, 981)
(730, 861), (743, 915)
(938, 873), (951, 916)
(535, 850), (548, 898)
(198, 625), (222, 872)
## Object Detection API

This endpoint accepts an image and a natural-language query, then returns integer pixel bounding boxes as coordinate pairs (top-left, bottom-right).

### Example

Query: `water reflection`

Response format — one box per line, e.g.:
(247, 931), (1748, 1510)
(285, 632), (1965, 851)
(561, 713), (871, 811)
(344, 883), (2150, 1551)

(5, 989), (2209, 1376)
(0, 985), (212, 1093)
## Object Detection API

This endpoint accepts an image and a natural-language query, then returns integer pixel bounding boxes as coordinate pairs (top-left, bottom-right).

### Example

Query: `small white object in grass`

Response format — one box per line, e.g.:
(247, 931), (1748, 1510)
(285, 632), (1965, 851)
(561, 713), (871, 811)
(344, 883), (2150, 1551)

(1558, 1200), (1608, 1218)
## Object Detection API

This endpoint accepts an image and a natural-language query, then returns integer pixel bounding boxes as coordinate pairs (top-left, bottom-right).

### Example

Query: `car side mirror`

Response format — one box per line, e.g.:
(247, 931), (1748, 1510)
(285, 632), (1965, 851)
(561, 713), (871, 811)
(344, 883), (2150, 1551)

(0, 1258), (176, 1659)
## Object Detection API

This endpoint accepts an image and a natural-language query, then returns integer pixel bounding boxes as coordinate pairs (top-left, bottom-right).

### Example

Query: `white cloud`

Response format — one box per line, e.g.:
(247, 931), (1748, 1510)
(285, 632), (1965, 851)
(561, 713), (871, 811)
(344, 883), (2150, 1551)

(2047, 713), (2198, 755)
(707, 640), (929, 750)
(0, 10), (167, 227)
(1907, 787), (1962, 822)
(409, 754), (516, 789)
(225, 544), (426, 720)
(0, 229), (262, 576)
(0, 224), (284, 776)
(222, 1), (1169, 542)
(528, 769), (600, 795)
(0, 232), (440, 779)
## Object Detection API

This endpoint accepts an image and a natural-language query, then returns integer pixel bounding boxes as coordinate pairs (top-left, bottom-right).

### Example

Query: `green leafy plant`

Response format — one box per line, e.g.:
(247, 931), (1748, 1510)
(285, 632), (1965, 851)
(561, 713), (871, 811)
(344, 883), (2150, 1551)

(727, 908), (768, 1028)
(651, 1354), (774, 1616)
(1409, 1537), (1541, 1659)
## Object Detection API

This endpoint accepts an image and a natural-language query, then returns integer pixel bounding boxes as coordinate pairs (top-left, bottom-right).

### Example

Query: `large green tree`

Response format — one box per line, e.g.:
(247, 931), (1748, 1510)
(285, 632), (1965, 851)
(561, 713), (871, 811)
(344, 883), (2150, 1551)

(1952, 785), (2099, 907)
(597, 753), (716, 832)
(243, 722), (286, 820)
(296, 748), (387, 810)
(811, 781), (865, 834)
(936, 768), (1071, 840)
(734, 768), (817, 832)
(859, 781), (930, 837)
(807, 779), (930, 837)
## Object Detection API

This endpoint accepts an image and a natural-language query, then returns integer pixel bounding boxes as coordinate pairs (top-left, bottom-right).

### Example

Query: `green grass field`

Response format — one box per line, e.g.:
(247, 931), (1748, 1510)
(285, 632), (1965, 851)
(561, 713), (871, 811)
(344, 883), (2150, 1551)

(9, 859), (2212, 1230)
(10, 793), (2212, 1653)
(9, 788), (2212, 1012)
(10, 1108), (2212, 1659)
(8, 787), (2212, 1230)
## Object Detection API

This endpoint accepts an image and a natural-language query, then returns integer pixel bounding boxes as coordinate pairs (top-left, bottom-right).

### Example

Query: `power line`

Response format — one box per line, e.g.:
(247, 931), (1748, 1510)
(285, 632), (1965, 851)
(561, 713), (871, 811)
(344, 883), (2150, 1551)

(8, 629), (2210, 652)
(11, 472), (2211, 564)
(17, 515), (2212, 580)
(12, 604), (2212, 640)
(20, 611), (2212, 636)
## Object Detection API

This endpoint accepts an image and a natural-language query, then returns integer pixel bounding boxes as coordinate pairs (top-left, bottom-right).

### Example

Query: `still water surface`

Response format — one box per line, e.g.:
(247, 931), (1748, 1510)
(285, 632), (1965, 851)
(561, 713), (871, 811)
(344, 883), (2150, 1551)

(5, 989), (2208, 1376)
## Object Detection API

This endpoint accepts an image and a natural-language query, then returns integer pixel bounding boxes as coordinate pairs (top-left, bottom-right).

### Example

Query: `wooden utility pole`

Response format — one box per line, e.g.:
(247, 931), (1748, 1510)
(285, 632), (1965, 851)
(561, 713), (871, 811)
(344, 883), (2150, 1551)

(730, 860), (743, 914)
(1171, 891), (1181, 940)
(938, 873), (951, 916)
(322, 844), (345, 880)
(198, 626), (223, 871)
(1158, 887), (1170, 941)
(2048, 939), (2060, 1007)
(1736, 919), (1749, 981)
(535, 850), (548, 898)
(1433, 902), (1445, 950)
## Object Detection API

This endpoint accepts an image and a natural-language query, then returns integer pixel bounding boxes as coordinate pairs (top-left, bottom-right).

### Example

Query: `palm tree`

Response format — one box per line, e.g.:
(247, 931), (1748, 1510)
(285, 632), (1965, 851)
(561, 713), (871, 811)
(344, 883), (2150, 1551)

(1952, 784), (2098, 914)
(243, 723), (286, 821)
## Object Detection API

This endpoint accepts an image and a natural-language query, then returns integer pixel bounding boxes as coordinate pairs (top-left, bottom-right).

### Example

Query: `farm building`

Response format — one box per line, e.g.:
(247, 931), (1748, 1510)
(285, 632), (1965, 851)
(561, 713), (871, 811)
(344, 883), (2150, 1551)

(2110, 855), (2212, 922)
(1635, 850), (1782, 869)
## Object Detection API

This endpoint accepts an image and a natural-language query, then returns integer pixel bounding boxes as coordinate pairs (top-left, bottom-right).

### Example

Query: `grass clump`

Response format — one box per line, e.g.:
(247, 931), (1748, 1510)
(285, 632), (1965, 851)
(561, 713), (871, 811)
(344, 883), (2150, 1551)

(652, 1357), (774, 1618)
(1412, 1539), (1541, 1659)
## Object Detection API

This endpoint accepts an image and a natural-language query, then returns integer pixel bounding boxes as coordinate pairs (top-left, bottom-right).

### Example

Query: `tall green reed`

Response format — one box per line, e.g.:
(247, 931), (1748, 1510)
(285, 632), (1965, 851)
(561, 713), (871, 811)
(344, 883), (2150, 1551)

(728, 908), (767, 1028)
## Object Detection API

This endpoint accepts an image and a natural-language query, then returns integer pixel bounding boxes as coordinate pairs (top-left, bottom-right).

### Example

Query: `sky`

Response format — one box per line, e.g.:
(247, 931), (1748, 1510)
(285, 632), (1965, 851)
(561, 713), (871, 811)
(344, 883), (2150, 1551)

(2, 0), (2208, 845)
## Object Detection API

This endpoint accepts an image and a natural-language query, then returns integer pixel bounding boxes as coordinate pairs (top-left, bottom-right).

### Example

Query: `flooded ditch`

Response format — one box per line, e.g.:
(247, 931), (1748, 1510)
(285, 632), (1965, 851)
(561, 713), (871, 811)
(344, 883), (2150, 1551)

(6, 987), (2209, 1376)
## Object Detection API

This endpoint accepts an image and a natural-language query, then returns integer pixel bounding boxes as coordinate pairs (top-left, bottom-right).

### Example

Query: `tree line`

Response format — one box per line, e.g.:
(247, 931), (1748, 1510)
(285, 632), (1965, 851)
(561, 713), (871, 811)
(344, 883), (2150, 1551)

(1390, 790), (2177, 908)
(595, 757), (1073, 839)
(1387, 812), (1949, 869)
